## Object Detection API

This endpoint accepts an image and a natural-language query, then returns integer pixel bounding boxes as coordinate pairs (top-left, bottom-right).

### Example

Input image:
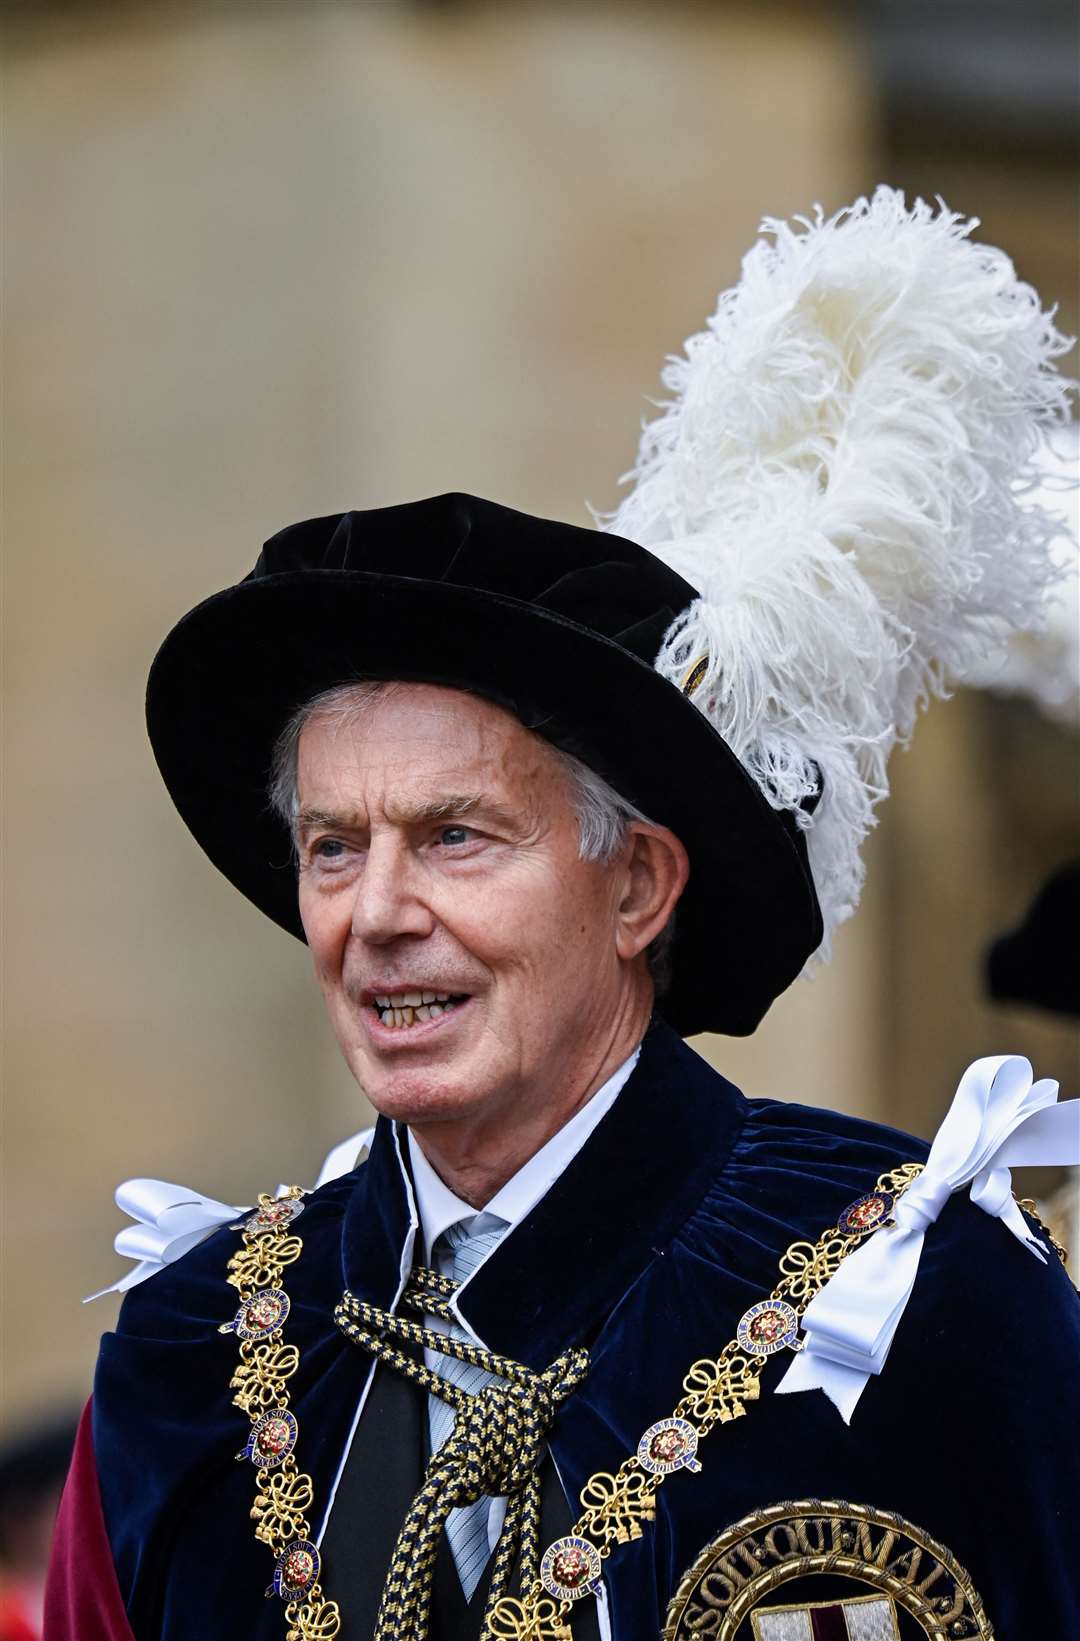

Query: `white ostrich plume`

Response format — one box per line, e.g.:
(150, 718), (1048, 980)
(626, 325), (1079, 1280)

(607, 186), (1076, 967)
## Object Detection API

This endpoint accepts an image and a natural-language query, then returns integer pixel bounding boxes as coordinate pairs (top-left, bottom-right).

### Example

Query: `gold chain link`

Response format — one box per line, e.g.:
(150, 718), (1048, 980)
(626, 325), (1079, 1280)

(223, 1189), (342, 1641)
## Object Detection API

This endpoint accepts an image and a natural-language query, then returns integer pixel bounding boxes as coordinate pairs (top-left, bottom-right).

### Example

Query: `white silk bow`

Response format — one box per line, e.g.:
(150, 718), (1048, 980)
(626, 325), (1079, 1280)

(84, 1128), (377, 1302)
(83, 1180), (247, 1302)
(776, 1055), (1080, 1422)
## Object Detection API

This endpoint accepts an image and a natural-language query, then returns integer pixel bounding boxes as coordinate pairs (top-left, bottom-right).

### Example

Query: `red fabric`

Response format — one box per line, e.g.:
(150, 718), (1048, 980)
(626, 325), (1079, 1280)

(42, 1401), (135, 1641)
(0, 1590), (40, 1641)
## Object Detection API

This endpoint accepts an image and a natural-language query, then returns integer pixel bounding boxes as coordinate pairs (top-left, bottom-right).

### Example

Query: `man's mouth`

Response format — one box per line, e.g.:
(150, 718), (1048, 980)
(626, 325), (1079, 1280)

(371, 991), (469, 1030)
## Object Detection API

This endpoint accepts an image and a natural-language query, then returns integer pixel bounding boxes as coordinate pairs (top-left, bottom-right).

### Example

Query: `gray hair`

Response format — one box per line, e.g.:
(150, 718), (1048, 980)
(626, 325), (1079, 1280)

(268, 681), (675, 991)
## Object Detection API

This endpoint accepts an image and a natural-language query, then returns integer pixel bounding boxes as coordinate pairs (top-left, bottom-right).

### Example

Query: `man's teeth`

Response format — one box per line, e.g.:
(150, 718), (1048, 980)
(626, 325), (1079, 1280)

(373, 992), (461, 1028)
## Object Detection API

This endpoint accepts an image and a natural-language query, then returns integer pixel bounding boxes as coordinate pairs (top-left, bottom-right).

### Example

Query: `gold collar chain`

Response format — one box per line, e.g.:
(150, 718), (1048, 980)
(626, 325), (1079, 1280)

(220, 1187), (340, 1641)
(219, 1164), (928, 1641)
(485, 1162), (927, 1641)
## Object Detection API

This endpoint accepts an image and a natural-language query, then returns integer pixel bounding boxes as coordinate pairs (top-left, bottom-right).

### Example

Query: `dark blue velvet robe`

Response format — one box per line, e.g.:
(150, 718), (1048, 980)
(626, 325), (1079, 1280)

(88, 1023), (1079, 1637)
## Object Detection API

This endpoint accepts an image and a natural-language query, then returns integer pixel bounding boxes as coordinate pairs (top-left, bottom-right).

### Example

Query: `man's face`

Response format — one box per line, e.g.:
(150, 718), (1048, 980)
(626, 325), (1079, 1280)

(295, 684), (640, 1133)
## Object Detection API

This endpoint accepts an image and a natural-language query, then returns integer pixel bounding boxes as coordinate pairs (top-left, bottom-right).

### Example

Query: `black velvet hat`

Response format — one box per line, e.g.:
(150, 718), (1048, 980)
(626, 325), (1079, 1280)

(146, 493), (823, 1037)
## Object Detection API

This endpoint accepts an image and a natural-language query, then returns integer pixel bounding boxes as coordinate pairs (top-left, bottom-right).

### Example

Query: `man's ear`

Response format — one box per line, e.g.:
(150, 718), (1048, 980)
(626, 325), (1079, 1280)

(614, 823), (690, 961)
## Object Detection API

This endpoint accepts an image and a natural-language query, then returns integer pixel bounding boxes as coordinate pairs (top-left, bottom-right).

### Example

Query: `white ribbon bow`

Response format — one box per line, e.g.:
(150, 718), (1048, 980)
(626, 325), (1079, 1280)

(776, 1055), (1079, 1422)
(83, 1180), (247, 1302)
(84, 1128), (377, 1302)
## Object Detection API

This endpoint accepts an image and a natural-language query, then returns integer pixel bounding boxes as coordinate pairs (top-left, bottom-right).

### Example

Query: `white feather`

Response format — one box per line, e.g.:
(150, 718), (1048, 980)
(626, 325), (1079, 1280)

(964, 422), (1080, 726)
(607, 187), (1076, 965)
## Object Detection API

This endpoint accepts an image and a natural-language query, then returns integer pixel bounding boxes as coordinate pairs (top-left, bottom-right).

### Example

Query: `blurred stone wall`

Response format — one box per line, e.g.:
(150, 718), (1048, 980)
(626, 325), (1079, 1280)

(2, 1), (1075, 1426)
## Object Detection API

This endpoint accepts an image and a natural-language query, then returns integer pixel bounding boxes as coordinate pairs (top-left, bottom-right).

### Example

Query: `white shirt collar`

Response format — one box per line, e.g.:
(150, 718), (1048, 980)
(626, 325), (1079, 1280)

(406, 1046), (641, 1265)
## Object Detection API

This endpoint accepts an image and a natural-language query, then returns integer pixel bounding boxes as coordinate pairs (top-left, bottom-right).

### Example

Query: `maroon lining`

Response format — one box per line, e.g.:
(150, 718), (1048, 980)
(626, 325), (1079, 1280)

(43, 1400), (136, 1641)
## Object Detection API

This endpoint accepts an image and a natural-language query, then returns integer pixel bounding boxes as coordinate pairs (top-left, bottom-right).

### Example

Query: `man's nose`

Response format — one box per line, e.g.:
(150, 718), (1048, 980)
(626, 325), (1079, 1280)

(348, 837), (435, 944)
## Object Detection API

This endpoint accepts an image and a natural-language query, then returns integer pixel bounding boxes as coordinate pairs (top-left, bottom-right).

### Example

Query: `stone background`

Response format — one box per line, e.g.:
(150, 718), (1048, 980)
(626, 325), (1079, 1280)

(2, 0), (1077, 1428)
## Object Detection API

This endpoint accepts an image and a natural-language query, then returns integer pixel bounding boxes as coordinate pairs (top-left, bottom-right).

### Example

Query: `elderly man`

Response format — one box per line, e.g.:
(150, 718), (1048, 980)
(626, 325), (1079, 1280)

(46, 195), (1080, 1641)
(46, 494), (1079, 1641)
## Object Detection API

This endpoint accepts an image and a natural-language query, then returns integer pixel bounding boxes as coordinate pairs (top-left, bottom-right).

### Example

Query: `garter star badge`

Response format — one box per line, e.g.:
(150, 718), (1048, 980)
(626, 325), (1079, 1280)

(663, 1500), (993, 1640)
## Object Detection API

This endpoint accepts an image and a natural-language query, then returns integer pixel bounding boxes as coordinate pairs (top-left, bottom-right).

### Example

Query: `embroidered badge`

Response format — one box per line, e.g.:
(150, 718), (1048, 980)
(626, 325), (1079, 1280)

(838, 1189), (894, 1236)
(736, 1299), (799, 1356)
(638, 1417), (702, 1476)
(662, 1500), (993, 1640)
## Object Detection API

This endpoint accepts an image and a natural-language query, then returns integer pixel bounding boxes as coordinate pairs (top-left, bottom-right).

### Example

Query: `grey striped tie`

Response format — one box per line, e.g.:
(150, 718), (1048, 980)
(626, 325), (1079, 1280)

(427, 1216), (508, 1600)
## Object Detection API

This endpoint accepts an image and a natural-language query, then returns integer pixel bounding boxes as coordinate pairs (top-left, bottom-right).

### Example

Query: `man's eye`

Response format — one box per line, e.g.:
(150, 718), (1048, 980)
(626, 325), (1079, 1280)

(438, 825), (472, 847)
(312, 838), (347, 859)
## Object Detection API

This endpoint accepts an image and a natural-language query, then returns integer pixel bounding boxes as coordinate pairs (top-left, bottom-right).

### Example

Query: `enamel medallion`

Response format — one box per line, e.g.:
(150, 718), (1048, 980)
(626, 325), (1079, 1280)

(234, 1198), (305, 1235)
(219, 1286), (291, 1340)
(638, 1417), (702, 1476)
(838, 1189), (894, 1236)
(540, 1536), (604, 1602)
(736, 1299), (799, 1356)
(268, 1539), (322, 1600)
(238, 1409), (298, 1469)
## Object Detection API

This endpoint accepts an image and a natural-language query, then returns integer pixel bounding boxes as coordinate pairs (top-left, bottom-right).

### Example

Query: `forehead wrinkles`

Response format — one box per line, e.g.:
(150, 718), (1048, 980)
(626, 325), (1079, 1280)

(295, 689), (568, 830)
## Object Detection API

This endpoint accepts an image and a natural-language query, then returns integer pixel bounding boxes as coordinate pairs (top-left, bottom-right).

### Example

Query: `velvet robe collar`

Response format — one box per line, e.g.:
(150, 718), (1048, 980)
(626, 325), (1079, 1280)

(88, 1019), (1080, 1640)
(342, 1017), (748, 1372)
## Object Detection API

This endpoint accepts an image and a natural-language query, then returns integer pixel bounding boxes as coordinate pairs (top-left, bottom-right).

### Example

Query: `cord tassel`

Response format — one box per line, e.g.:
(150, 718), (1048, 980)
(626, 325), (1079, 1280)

(334, 1272), (589, 1641)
